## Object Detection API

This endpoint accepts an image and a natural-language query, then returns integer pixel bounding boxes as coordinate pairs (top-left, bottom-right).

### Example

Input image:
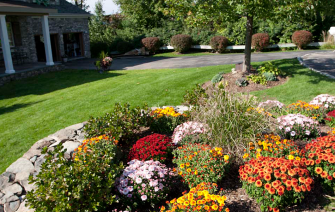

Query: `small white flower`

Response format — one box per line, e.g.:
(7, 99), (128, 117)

(290, 131), (296, 136)
(141, 195), (147, 201)
(135, 178), (142, 184)
(305, 130), (310, 135)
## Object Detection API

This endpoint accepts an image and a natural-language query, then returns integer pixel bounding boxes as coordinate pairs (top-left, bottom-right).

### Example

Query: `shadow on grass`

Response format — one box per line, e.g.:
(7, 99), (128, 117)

(0, 101), (45, 115)
(270, 59), (335, 85)
(0, 70), (124, 100)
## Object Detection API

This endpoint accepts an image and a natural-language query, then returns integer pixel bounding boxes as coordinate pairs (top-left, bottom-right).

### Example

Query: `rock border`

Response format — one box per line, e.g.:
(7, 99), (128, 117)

(297, 56), (335, 80)
(0, 105), (190, 212)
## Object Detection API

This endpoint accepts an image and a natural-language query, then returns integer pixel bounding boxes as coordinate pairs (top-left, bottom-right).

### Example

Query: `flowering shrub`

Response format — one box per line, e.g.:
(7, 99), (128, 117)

(292, 30), (313, 50)
(277, 114), (320, 140)
(95, 51), (112, 73)
(243, 134), (300, 161)
(27, 138), (123, 211)
(150, 107), (188, 134)
(172, 121), (208, 145)
(173, 144), (230, 188)
(252, 33), (270, 52)
(128, 134), (173, 163)
(160, 182), (229, 212)
(116, 160), (174, 209)
(246, 107), (272, 117)
(310, 94), (335, 111)
(258, 100), (285, 110)
(286, 100), (325, 122)
(239, 157), (313, 212)
(325, 110), (335, 128)
(303, 135), (335, 191)
(210, 36), (229, 53)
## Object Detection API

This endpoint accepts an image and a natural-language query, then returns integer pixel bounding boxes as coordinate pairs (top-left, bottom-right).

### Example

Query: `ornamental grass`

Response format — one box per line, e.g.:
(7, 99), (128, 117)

(160, 182), (229, 212)
(173, 144), (230, 188)
(239, 157), (313, 212)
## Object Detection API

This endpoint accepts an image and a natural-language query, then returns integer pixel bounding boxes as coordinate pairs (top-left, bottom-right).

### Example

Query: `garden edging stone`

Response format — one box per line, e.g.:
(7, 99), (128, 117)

(0, 105), (189, 211)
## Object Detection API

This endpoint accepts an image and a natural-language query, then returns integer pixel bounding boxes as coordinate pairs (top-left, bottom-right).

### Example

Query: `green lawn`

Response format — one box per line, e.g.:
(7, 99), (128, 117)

(1, 58), (335, 173)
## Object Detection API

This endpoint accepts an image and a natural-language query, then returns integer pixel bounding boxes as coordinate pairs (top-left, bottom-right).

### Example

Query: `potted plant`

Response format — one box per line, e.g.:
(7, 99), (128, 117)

(62, 54), (68, 63)
(94, 51), (113, 73)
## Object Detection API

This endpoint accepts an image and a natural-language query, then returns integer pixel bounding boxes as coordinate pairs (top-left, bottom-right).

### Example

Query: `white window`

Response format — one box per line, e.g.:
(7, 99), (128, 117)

(0, 22), (15, 48)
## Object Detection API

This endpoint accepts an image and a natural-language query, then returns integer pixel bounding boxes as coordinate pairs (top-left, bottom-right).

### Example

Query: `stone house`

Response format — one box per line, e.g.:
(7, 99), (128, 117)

(0, 0), (91, 74)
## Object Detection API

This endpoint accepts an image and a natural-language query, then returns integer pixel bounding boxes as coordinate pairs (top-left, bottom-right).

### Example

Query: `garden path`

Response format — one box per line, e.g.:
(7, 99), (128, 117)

(301, 51), (335, 78)
(65, 50), (332, 71)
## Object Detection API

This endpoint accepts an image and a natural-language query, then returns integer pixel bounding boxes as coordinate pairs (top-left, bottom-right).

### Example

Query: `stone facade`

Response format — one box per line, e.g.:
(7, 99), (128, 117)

(5, 15), (91, 63)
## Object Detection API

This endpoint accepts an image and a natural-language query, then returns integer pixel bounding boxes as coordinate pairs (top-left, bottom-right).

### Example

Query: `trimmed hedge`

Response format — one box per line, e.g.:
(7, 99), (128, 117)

(170, 34), (192, 53)
(252, 33), (270, 52)
(292, 30), (313, 50)
(142, 37), (160, 54)
(210, 36), (229, 53)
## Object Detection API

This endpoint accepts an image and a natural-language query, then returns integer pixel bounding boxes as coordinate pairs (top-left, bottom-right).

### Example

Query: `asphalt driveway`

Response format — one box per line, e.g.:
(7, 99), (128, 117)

(65, 50), (333, 70)
(301, 51), (335, 78)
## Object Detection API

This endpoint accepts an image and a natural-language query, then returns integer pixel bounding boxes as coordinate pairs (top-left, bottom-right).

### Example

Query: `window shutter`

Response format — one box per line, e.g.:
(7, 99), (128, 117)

(12, 22), (22, 46)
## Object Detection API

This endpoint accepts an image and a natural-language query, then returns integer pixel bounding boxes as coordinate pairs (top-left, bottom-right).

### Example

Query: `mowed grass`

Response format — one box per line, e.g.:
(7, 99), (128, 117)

(0, 58), (335, 173)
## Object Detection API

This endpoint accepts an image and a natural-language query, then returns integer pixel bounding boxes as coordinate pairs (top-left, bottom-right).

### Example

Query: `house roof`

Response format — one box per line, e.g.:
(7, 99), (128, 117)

(0, 0), (91, 16)
(0, 0), (58, 14)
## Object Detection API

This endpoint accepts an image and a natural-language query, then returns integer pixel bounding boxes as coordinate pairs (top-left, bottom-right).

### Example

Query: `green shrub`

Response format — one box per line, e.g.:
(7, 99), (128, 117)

(170, 34), (192, 53)
(247, 74), (267, 85)
(320, 42), (335, 50)
(210, 36), (229, 53)
(235, 78), (249, 87)
(263, 72), (277, 81)
(26, 139), (123, 212)
(142, 37), (161, 54)
(84, 103), (149, 143)
(185, 28), (216, 45)
(292, 30), (313, 50)
(257, 62), (283, 76)
(191, 88), (272, 161)
(145, 20), (184, 45)
(116, 40), (134, 54)
(252, 33), (270, 52)
(211, 71), (225, 83)
(183, 84), (208, 106)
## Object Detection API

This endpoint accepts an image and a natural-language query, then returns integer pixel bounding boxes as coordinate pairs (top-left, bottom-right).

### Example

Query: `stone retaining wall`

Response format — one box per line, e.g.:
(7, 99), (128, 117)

(0, 64), (65, 87)
(0, 106), (190, 212)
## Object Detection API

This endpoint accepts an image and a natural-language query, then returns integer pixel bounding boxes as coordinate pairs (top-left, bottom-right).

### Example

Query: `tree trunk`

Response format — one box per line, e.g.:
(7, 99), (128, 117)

(243, 15), (253, 73)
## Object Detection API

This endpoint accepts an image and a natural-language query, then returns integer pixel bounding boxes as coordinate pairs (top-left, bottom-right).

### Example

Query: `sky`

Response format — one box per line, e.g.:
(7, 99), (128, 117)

(85, 0), (120, 15)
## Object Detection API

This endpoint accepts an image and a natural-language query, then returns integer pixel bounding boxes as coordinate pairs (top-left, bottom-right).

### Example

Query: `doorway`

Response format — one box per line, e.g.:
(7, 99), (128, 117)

(63, 33), (84, 58)
(34, 34), (61, 62)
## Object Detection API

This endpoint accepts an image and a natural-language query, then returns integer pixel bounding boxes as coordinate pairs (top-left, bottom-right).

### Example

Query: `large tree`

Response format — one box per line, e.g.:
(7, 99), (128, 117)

(164, 0), (316, 72)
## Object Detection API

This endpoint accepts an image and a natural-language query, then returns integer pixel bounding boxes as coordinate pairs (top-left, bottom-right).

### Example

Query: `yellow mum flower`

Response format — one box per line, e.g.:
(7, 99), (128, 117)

(224, 155), (229, 160)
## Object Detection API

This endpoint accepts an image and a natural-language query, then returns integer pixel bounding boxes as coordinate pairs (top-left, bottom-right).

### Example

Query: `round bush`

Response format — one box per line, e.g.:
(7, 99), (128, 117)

(170, 34), (192, 53)
(141, 37), (160, 54)
(292, 30), (313, 50)
(128, 134), (173, 162)
(210, 36), (229, 53)
(252, 33), (270, 52)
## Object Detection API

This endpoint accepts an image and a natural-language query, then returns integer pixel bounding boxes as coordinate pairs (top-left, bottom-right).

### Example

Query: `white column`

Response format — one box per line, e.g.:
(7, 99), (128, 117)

(0, 15), (15, 74)
(41, 15), (54, 66)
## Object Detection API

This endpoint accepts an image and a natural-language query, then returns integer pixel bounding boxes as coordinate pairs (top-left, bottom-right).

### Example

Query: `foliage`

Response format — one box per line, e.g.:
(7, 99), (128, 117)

(172, 121), (208, 145)
(263, 72), (277, 81)
(160, 182), (229, 212)
(239, 157), (313, 212)
(183, 84), (208, 106)
(292, 30), (313, 49)
(257, 62), (283, 76)
(116, 40), (134, 54)
(170, 34), (192, 53)
(247, 74), (267, 85)
(211, 72), (225, 84)
(178, 134), (209, 146)
(252, 33), (270, 52)
(325, 110), (335, 128)
(219, 17), (247, 45)
(128, 134), (173, 163)
(320, 42), (335, 50)
(185, 28), (217, 45)
(210, 36), (229, 53)
(116, 159), (174, 209)
(95, 51), (112, 72)
(302, 134), (335, 192)
(191, 88), (272, 160)
(309, 94), (335, 112)
(277, 114), (320, 140)
(173, 143), (230, 188)
(142, 37), (161, 54)
(243, 133), (300, 161)
(84, 103), (149, 143)
(149, 107), (188, 134)
(26, 137), (123, 212)
(235, 78), (249, 87)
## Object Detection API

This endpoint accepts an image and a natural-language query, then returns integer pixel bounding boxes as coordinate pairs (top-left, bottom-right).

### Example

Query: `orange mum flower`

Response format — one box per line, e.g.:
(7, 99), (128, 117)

(256, 180), (262, 187)
(315, 167), (323, 174)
